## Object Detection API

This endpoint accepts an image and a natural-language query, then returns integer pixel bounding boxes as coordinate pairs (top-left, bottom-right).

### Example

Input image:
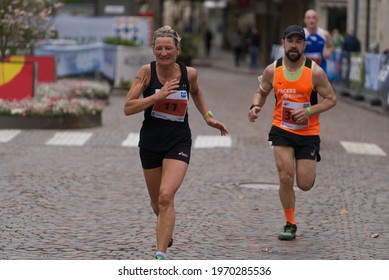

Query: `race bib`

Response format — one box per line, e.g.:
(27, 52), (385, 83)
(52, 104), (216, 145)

(151, 90), (188, 122)
(306, 52), (322, 66)
(281, 100), (310, 130)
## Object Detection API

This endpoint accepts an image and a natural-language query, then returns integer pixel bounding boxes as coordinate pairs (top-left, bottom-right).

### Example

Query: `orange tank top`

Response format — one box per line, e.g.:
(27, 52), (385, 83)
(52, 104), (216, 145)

(272, 58), (320, 136)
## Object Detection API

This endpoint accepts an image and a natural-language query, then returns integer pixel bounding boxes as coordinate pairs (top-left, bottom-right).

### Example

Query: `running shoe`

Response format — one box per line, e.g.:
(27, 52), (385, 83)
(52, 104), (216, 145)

(154, 253), (166, 260)
(278, 222), (297, 240)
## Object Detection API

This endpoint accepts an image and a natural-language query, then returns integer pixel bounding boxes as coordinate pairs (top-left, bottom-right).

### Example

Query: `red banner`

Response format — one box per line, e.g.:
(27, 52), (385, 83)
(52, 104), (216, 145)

(0, 60), (36, 100)
(5, 55), (56, 82)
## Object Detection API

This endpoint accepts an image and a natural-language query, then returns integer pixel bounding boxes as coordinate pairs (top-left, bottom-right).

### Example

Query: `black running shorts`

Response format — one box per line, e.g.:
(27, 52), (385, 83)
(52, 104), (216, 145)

(139, 142), (191, 169)
(268, 126), (321, 162)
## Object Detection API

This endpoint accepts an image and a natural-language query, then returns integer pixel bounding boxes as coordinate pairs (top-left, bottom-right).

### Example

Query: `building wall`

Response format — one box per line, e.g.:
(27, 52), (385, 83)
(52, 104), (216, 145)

(376, 0), (389, 52)
(95, 0), (136, 16)
(347, 0), (389, 53)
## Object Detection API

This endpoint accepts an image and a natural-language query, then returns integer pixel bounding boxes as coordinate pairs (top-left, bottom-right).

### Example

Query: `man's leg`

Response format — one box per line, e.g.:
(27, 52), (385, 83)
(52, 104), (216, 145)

(296, 159), (317, 191)
(274, 146), (296, 210)
(273, 146), (298, 240)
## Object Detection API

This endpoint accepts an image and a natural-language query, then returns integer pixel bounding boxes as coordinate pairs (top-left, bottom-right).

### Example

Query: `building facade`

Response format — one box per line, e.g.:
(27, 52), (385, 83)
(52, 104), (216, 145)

(60, 0), (389, 55)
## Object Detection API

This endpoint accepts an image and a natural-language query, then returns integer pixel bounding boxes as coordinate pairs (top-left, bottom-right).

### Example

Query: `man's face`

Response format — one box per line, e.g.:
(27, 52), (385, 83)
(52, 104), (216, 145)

(283, 35), (306, 62)
(304, 11), (318, 29)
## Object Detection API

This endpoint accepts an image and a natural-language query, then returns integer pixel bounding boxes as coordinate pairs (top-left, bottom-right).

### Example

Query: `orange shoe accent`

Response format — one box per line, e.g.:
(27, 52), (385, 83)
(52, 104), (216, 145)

(283, 208), (296, 225)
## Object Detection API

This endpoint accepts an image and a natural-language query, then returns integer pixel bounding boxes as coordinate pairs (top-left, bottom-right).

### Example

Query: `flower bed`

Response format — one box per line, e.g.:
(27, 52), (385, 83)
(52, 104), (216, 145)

(36, 79), (111, 102)
(0, 79), (110, 129)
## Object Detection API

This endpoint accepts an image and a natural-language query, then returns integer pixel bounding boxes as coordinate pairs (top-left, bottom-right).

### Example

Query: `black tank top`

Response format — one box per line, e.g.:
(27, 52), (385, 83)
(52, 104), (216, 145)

(139, 61), (192, 151)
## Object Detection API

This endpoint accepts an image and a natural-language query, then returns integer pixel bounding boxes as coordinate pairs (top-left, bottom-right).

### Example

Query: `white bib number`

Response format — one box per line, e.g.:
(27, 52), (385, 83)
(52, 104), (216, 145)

(281, 100), (310, 130)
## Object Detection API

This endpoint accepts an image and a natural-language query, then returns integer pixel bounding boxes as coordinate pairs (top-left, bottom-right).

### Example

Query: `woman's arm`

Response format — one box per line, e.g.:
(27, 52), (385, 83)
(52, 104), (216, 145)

(123, 65), (180, 116)
(187, 66), (228, 135)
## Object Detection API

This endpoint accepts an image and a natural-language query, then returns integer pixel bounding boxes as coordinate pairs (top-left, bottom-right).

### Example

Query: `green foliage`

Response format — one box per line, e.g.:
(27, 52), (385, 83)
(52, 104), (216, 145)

(178, 33), (199, 65)
(103, 37), (139, 47)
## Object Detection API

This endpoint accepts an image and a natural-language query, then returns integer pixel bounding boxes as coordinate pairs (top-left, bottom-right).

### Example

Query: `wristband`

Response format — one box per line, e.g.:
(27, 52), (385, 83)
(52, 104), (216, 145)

(306, 107), (313, 116)
(203, 111), (213, 119)
(250, 104), (261, 110)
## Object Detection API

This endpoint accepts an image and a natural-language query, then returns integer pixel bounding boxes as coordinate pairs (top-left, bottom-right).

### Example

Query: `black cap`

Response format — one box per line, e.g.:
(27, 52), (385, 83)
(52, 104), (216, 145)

(283, 25), (305, 40)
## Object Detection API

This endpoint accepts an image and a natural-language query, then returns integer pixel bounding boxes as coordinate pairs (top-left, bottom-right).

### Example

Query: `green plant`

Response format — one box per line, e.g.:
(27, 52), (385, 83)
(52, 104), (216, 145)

(178, 33), (199, 66)
(103, 37), (139, 47)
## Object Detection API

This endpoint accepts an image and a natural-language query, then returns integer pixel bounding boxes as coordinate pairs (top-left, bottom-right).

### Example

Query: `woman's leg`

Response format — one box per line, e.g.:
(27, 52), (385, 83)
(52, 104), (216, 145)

(155, 159), (188, 253)
(143, 167), (162, 216)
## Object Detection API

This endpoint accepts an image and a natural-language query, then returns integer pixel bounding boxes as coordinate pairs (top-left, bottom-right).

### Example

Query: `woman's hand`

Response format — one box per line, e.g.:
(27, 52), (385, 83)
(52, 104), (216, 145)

(155, 79), (180, 101)
(205, 118), (228, 135)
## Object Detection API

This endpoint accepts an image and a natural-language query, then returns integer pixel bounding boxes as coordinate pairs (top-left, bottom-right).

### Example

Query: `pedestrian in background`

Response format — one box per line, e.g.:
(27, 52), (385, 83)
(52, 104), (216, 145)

(303, 9), (334, 73)
(204, 28), (213, 57)
(342, 30), (361, 53)
(246, 27), (261, 70)
(232, 29), (245, 67)
(331, 28), (344, 52)
(124, 25), (228, 260)
(248, 25), (336, 241)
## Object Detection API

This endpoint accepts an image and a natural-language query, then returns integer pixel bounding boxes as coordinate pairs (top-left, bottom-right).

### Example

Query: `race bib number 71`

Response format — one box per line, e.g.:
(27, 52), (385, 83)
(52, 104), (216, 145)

(151, 90), (188, 122)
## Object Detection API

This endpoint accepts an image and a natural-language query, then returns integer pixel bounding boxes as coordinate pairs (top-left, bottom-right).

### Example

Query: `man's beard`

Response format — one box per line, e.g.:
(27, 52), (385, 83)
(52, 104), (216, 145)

(285, 49), (302, 62)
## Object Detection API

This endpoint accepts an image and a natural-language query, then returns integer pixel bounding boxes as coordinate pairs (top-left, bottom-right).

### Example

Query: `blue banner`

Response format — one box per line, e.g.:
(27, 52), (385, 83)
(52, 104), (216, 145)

(364, 53), (382, 91)
(35, 43), (103, 77)
(339, 51), (351, 86)
(327, 50), (341, 81)
(377, 54), (389, 92)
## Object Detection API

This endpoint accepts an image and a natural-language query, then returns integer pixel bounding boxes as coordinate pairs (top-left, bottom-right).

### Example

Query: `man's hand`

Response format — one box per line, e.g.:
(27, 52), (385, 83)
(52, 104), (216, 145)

(248, 106), (262, 122)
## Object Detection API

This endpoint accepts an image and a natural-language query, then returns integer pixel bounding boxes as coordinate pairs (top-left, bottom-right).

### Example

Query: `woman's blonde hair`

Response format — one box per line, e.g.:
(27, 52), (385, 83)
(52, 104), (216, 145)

(152, 25), (181, 51)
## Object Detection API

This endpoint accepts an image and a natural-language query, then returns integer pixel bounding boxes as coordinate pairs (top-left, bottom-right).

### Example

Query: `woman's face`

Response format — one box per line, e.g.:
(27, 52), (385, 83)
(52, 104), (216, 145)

(153, 37), (179, 65)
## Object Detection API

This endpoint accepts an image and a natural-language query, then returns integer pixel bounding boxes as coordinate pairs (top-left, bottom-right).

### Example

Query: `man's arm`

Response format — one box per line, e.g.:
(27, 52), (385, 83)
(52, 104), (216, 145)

(290, 63), (336, 123)
(323, 29), (334, 60)
(311, 64), (337, 114)
(248, 64), (274, 122)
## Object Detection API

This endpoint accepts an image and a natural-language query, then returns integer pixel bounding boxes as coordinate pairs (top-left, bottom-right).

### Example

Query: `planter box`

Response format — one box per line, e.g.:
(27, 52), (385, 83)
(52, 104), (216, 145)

(101, 44), (154, 88)
(0, 112), (101, 129)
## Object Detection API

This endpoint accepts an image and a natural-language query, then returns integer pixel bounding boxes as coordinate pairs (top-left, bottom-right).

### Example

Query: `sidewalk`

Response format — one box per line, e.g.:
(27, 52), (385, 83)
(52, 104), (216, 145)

(192, 48), (264, 76)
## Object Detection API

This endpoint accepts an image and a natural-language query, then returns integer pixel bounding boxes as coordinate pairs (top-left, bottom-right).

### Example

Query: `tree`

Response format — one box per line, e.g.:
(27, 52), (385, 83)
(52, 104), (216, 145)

(0, 0), (63, 60)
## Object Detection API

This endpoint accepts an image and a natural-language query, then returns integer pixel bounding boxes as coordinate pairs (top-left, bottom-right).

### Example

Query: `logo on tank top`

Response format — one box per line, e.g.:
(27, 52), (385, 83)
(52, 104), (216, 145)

(277, 88), (296, 94)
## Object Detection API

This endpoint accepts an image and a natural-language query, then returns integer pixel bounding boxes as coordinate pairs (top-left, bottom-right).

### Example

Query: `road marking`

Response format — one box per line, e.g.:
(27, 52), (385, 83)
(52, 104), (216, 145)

(340, 141), (387, 156)
(238, 182), (299, 191)
(194, 135), (232, 148)
(46, 132), (92, 146)
(121, 132), (139, 147)
(0, 129), (21, 143)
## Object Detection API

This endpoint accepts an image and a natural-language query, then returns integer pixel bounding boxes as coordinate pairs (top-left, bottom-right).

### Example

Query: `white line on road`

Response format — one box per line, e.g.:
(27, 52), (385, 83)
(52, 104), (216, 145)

(121, 132), (139, 147)
(0, 129), (21, 143)
(340, 141), (387, 156)
(46, 132), (92, 146)
(194, 135), (232, 148)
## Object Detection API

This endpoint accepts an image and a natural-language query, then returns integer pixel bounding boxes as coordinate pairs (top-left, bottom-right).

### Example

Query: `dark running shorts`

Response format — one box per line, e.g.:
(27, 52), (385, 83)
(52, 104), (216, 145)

(139, 143), (191, 169)
(268, 126), (321, 162)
